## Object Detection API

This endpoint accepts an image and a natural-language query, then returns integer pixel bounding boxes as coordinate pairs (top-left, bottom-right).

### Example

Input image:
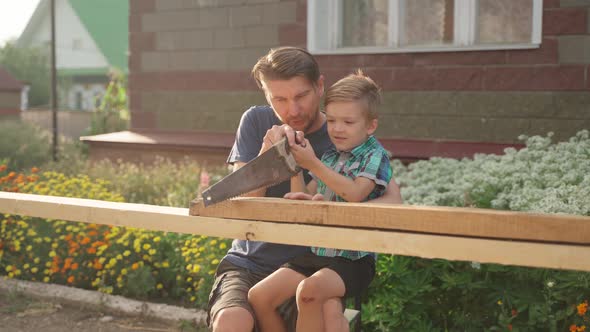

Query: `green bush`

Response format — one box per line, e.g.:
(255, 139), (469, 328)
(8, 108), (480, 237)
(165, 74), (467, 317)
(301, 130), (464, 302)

(363, 131), (590, 331)
(0, 121), (52, 171)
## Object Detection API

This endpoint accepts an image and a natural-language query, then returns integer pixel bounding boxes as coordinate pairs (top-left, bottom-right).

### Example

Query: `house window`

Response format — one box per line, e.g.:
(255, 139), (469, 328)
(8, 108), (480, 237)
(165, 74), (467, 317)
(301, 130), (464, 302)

(307, 0), (542, 54)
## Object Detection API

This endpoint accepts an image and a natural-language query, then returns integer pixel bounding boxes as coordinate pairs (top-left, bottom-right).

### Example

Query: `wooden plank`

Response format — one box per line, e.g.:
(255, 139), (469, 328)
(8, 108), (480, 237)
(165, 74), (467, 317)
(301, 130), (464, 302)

(1, 192), (590, 271)
(190, 197), (590, 245)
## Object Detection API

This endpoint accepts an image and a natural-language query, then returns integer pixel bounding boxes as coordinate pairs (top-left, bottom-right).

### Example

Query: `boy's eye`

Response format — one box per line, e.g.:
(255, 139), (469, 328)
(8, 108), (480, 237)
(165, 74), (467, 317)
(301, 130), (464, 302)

(326, 119), (335, 123)
(345, 121), (354, 125)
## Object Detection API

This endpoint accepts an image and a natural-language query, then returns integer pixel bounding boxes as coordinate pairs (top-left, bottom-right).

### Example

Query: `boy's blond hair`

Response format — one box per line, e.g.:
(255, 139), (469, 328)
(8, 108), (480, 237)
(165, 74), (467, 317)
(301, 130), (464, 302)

(251, 47), (320, 89)
(324, 70), (381, 120)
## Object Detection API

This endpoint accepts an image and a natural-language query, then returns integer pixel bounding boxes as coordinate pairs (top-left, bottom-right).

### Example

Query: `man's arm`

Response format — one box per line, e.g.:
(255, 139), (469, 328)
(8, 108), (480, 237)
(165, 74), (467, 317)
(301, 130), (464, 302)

(367, 178), (403, 204)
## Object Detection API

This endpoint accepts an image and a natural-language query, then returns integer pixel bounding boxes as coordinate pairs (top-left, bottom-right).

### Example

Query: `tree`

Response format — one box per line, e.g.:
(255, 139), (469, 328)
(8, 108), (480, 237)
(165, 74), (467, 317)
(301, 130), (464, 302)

(0, 41), (50, 107)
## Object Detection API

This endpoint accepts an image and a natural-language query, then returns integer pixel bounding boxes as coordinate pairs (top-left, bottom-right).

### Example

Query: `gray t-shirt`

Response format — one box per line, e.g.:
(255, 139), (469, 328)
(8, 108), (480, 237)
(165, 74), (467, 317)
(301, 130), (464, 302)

(223, 105), (333, 274)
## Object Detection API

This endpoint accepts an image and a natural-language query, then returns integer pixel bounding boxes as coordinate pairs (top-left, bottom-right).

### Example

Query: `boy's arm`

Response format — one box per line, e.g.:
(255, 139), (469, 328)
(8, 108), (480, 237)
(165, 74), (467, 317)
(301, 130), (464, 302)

(307, 158), (376, 202)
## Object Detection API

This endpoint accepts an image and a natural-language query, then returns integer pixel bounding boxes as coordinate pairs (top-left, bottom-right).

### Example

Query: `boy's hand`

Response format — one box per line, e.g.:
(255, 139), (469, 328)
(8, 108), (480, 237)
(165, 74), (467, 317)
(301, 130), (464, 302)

(290, 138), (317, 170)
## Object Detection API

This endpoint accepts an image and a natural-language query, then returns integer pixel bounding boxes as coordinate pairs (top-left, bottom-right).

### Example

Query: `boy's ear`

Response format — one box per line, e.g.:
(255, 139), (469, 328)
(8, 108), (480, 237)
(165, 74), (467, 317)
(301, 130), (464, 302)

(367, 118), (378, 135)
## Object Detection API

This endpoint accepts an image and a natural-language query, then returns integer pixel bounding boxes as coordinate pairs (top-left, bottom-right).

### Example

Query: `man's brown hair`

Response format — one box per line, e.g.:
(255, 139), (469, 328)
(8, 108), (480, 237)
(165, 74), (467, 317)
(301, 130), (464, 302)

(252, 47), (320, 88)
(324, 70), (381, 120)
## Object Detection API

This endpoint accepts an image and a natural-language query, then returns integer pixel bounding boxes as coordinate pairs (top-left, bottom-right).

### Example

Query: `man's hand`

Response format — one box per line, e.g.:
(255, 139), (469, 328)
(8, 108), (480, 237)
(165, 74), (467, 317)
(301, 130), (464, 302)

(261, 125), (305, 154)
(284, 192), (325, 201)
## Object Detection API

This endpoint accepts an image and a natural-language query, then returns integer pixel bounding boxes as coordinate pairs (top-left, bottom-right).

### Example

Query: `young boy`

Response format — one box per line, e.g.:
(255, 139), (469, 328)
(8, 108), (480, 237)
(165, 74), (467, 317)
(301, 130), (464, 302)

(248, 70), (393, 332)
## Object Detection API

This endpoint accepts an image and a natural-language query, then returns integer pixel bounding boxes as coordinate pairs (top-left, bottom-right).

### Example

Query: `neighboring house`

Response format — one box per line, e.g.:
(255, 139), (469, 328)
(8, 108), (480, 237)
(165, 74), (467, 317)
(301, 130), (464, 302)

(82, 0), (590, 165)
(0, 66), (26, 117)
(17, 0), (128, 111)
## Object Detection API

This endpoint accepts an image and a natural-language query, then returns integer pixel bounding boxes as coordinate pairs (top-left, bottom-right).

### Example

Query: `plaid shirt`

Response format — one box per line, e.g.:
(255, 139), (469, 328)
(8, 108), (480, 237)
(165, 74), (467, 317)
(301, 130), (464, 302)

(311, 135), (392, 260)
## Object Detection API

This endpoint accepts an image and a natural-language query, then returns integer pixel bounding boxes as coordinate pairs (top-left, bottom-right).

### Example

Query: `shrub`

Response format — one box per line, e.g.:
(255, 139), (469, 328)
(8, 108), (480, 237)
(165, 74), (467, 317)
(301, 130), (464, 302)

(362, 131), (590, 331)
(0, 121), (52, 171)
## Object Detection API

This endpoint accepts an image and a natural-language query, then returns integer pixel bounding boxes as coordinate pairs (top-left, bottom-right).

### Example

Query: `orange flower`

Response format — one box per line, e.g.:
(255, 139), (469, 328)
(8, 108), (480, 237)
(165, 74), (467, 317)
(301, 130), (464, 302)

(571, 325), (579, 332)
(81, 237), (91, 245)
(67, 276), (75, 284)
(507, 324), (512, 331)
(31, 167), (39, 173)
(87, 231), (98, 237)
(131, 262), (139, 270)
(93, 259), (103, 270)
(578, 326), (586, 332)
(64, 234), (73, 241)
(578, 301), (588, 316)
(7, 172), (16, 179)
(86, 247), (96, 254)
(70, 263), (78, 270)
(63, 258), (73, 270)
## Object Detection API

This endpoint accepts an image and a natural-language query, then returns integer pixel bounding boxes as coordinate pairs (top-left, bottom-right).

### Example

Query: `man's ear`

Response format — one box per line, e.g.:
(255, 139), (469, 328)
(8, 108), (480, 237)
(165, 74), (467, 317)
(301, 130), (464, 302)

(367, 118), (378, 135)
(316, 75), (325, 97)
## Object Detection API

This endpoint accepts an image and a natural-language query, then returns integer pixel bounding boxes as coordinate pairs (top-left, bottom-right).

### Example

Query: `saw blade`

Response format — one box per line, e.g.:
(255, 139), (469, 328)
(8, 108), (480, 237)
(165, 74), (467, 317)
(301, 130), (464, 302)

(202, 137), (300, 207)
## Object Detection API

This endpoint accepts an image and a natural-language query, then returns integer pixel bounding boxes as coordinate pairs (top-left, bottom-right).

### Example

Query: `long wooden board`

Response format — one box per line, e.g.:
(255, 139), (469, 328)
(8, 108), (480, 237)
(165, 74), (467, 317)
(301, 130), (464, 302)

(1, 192), (589, 271)
(190, 197), (590, 245)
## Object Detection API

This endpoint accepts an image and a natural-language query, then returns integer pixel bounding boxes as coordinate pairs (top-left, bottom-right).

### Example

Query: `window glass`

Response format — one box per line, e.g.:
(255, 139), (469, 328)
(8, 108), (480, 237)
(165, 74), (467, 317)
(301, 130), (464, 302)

(402, 0), (454, 46)
(341, 0), (388, 47)
(477, 0), (533, 44)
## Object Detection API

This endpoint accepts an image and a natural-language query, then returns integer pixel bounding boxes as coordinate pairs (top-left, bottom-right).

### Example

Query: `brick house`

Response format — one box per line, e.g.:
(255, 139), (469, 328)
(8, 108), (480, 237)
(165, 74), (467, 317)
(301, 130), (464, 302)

(0, 66), (26, 118)
(82, 0), (590, 164)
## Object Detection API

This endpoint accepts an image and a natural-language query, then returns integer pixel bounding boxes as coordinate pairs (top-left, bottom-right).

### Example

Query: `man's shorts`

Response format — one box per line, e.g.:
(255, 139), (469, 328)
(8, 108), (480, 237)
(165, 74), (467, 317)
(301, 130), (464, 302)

(282, 252), (375, 298)
(207, 260), (297, 332)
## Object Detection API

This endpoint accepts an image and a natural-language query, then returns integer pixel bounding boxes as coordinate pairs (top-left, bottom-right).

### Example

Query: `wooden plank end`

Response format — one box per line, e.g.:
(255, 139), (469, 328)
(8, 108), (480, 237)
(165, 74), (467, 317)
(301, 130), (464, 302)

(189, 198), (204, 216)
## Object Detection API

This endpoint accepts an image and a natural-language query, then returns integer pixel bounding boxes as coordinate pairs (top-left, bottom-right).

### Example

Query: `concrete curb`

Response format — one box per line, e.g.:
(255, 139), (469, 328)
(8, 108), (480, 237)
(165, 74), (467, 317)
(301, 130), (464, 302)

(0, 277), (207, 326)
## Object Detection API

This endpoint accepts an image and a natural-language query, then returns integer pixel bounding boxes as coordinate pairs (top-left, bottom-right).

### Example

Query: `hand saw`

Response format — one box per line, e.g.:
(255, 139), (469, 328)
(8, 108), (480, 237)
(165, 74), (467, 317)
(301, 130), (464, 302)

(201, 137), (301, 207)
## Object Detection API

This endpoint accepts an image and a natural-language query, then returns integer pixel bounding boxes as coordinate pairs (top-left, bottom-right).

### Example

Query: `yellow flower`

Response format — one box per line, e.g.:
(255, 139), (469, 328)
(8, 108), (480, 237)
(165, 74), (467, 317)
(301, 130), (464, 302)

(123, 250), (131, 257)
(153, 236), (161, 242)
(23, 264), (30, 269)
(43, 277), (50, 283)
(31, 267), (38, 273)
(156, 283), (163, 290)
(497, 300), (503, 305)
(143, 243), (151, 250)
(49, 251), (56, 258)
(121, 268), (128, 275)
(162, 261), (170, 268)
(34, 258), (40, 264)
(26, 245), (32, 252)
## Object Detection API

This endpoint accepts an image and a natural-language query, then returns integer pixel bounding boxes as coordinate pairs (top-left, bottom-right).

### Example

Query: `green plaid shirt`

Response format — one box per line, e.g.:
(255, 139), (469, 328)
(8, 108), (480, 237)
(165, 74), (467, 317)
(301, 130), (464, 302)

(311, 135), (392, 260)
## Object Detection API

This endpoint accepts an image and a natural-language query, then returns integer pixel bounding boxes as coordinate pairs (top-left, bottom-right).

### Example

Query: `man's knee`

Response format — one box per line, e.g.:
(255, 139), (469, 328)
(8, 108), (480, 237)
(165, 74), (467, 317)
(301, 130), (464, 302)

(247, 283), (267, 308)
(211, 307), (254, 332)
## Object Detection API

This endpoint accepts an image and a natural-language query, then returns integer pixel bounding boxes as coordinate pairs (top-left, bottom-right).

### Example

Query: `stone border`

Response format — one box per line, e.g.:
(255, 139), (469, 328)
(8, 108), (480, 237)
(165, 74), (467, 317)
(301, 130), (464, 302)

(0, 277), (207, 326)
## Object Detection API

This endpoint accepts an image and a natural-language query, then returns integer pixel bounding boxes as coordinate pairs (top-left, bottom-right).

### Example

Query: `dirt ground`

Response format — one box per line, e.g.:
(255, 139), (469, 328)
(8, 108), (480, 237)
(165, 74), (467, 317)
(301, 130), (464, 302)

(0, 290), (207, 332)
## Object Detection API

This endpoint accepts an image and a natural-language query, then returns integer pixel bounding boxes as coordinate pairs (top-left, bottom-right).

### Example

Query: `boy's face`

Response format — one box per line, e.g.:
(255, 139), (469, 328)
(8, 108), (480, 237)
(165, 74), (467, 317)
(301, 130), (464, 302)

(261, 75), (324, 134)
(325, 101), (377, 152)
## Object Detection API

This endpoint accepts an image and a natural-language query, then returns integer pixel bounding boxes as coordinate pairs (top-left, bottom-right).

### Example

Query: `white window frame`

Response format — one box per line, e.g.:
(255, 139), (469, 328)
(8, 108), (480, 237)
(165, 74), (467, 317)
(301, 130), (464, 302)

(307, 0), (543, 55)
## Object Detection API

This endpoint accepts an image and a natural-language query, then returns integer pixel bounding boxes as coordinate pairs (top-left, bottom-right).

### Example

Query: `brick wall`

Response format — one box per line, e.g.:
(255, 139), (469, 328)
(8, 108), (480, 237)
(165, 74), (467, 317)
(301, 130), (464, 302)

(129, 0), (590, 145)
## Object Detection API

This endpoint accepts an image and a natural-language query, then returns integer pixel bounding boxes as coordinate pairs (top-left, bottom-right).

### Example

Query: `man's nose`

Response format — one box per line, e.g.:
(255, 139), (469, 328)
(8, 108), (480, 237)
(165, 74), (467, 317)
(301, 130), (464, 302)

(287, 100), (301, 117)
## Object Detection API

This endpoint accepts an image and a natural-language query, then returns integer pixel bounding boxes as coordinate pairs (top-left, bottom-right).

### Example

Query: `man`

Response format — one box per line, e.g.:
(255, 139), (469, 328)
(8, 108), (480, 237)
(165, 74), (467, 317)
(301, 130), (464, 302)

(208, 46), (402, 332)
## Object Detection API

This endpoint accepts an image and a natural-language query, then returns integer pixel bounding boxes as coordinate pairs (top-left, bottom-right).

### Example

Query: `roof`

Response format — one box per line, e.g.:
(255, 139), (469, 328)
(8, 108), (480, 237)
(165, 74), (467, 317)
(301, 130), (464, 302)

(18, 0), (128, 72)
(0, 66), (24, 91)
(68, 0), (128, 71)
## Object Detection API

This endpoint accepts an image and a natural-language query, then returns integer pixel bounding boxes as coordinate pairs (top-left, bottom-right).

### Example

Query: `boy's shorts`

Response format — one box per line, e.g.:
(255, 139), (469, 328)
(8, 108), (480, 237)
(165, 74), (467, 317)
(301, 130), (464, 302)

(207, 260), (297, 332)
(282, 252), (375, 298)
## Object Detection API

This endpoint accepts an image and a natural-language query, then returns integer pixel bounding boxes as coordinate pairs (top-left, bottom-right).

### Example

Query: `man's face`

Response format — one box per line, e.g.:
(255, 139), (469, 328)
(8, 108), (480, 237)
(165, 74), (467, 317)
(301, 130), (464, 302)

(261, 75), (324, 133)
